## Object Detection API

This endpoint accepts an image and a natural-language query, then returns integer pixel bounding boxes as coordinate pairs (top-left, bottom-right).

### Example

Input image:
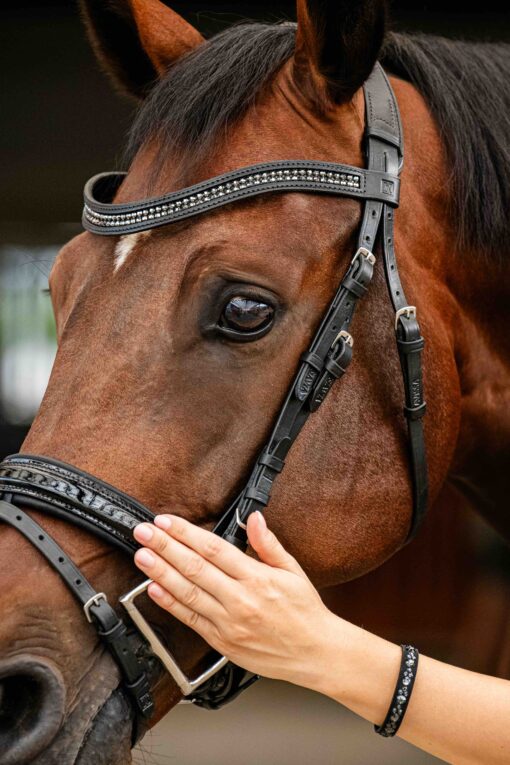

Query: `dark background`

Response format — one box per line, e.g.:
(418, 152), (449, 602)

(2, 1), (510, 225)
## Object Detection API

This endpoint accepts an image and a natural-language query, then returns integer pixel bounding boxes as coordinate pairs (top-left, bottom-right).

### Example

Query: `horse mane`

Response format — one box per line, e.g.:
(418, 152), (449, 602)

(381, 34), (510, 262)
(126, 22), (510, 261)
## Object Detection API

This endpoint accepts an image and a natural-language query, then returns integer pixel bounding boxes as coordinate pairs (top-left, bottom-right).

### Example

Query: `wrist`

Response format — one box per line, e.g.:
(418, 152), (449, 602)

(305, 611), (402, 725)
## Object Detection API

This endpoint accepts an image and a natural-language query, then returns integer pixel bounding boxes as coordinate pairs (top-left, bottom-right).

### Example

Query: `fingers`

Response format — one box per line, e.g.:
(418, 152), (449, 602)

(134, 547), (225, 620)
(133, 522), (239, 602)
(247, 512), (304, 575)
(146, 582), (216, 644)
(154, 514), (258, 579)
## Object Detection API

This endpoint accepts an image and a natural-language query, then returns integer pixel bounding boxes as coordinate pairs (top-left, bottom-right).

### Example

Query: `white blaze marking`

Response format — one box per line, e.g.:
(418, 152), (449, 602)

(114, 232), (150, 271)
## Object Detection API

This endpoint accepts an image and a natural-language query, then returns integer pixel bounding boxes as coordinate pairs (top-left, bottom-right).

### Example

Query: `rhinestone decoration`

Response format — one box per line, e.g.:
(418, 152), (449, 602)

(378, 645), (418, 738)
(84, 167), (362, 230)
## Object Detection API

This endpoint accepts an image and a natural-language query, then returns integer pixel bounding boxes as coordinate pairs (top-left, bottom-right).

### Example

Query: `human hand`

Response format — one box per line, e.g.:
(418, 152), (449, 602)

(133, 511), (339, 689)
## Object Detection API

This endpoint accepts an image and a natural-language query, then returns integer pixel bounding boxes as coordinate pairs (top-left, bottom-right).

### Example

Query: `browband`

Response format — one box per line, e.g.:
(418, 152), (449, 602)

(83, 161), (400, 235)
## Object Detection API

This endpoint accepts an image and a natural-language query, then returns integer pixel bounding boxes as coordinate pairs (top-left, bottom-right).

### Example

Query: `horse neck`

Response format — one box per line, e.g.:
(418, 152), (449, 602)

(448, 257), (510, 537)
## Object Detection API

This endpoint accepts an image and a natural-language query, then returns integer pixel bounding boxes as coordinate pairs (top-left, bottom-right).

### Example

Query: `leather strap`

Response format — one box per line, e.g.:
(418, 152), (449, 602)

(365, 65), (427, 540)
(221, 248), (375, 548)
(83, 160), (400, 236)
(0, 454), (154, 553)
(0, 501), (155, 719)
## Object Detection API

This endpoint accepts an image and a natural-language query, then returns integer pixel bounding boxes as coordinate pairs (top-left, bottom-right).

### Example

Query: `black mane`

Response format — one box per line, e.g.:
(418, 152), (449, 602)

(382, 34), (510, 261)
(127, 23), (510, 260)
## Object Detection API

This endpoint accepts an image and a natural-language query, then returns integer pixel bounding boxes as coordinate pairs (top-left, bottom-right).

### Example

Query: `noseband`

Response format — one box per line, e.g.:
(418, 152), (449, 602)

(0, 64), (427, 730)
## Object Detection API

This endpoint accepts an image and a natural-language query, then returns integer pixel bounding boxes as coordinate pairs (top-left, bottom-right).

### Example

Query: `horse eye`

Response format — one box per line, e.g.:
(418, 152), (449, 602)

(220, 296), (275, 336)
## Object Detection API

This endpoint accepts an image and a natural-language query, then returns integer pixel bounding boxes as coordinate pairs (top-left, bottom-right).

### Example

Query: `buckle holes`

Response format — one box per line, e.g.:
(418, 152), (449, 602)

(16, 515), (22, 521)
(75, 578), (82, 586)
(365, 235), (371, 242)
(371, 209), (377, 217)
(396, 290), (400, 296)
(390, 264), (395, 270)
(387, 238), (392, 244)
(58, 556), (65, 563)
(38, 534), (44, 541)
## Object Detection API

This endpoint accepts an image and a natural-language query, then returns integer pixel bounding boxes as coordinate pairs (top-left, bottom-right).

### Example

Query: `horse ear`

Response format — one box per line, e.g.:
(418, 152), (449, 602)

(294, 0), (387, 109)
(79, 0), (205, 99)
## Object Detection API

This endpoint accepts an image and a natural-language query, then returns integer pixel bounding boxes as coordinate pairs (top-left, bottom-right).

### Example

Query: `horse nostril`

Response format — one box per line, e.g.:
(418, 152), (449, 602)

(0, 656), (66, 765)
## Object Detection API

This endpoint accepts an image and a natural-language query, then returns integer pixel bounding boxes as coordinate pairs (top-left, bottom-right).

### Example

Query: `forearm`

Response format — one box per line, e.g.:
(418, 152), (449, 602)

(132, 514), (509, 764)
(307, 614), (510, 765)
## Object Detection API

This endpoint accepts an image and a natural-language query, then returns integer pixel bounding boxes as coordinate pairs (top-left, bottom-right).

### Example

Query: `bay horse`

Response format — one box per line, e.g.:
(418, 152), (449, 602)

(0, 1), (509, 762)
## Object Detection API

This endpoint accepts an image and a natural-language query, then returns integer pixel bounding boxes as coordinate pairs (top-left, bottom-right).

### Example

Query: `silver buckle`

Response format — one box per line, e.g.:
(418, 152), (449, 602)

(395, 305), (416, 330)
(332, 329), (354, 349)
(351, 246), (376, 267)
(235, 507), (247, 531)
(83, 592), (108, 623)
(120, 580), (229, 697)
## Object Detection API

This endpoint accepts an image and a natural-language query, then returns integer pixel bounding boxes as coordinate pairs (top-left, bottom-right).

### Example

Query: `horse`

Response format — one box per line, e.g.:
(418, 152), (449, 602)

(0, 0), (509, 762)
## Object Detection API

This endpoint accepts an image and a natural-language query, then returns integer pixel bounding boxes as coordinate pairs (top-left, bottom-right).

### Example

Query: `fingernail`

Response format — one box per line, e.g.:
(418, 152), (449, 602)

(135, 549), (155, 568)
(148, 583), (164, 599)
(255, 511), (267, 529)
(134, 524), (154, 542)
(155, 515), (172, 531)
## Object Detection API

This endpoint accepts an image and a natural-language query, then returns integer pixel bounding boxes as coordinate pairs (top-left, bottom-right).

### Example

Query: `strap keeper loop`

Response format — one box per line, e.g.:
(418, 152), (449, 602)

(244, 487), (269, 506)
(396, 337), (425, 355)
(300, 351), (324, 372)
(404, 402), (427, 421)
(343, 275), (368, 299)
(258, 452), (285, 473)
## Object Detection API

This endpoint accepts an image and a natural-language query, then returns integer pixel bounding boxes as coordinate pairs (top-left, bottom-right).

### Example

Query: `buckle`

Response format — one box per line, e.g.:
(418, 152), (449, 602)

(351, 247), (376, 267)
(83, 592), (108, 623)
(331, 329), (354, 350)
(395, 305), (417, 330)
(120, 579), (229, 697)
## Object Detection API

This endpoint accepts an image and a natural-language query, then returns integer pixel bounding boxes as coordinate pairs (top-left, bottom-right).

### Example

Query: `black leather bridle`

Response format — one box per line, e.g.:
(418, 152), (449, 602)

(0, 64), (427, 730)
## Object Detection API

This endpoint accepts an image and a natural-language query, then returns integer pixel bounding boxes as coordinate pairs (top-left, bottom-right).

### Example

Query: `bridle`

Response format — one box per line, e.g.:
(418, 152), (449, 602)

(0, 63), (427, 733)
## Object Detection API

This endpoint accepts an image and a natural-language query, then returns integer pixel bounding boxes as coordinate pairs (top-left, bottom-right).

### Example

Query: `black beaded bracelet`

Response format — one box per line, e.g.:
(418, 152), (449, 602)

(374, 644), (419, 738)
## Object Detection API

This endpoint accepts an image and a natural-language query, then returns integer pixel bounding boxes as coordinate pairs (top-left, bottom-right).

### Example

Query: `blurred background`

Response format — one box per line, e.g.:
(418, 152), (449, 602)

(1, 2), (509, 763)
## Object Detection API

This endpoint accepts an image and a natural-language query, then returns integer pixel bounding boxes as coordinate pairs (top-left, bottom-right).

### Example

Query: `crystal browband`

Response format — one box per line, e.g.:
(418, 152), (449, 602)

(82, 160), (400, 236)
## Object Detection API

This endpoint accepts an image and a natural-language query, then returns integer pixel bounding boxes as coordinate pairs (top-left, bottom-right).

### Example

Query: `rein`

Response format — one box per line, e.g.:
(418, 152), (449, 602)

(0, 63), (427, 730)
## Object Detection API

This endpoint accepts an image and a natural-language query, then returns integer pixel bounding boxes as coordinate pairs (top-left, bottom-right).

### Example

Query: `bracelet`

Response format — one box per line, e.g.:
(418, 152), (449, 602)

(374, 644), (419, 737)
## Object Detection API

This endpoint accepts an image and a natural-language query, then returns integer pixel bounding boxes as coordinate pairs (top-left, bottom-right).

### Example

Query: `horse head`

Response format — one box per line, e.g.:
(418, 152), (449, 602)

(3, 0), (494, 762)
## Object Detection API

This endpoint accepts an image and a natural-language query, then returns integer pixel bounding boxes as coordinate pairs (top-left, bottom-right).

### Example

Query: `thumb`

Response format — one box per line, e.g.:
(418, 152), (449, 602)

(247, 511), (303, 574)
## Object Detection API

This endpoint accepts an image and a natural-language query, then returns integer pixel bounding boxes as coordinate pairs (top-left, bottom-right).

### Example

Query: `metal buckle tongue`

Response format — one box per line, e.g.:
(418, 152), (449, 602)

(120, 580), (229, 698)
(395, 305), (417, 330)
(351, 246), (376, 267)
